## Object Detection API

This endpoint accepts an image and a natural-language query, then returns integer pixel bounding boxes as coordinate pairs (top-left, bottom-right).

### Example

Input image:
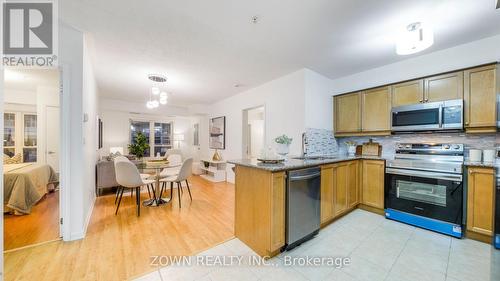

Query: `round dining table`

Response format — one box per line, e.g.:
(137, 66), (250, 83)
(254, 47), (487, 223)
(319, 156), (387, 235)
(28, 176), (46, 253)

(136, 162), (180, 207)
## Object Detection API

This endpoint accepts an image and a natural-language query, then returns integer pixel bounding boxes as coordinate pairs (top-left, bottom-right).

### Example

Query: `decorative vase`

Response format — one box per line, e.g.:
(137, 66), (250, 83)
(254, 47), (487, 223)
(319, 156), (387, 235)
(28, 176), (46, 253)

(276, 143), (290, 159)
(212, 149), (222, 161)
(347, 145), (356, 156)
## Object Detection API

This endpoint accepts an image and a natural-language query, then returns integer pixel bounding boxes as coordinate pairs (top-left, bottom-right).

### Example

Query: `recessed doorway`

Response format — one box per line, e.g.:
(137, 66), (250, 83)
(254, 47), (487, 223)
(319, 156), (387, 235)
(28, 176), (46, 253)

(242, 105), (265, 159)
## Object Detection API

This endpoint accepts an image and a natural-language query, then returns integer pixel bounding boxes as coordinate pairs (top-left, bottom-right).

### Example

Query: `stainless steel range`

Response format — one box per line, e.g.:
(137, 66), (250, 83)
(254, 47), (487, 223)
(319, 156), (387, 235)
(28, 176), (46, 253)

(385, 143), (465, 238)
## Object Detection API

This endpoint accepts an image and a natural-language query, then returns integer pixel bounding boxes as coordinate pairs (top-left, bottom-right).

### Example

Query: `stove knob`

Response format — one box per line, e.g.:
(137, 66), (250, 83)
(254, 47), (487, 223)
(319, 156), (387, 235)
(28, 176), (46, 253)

(405, 145), (411, 149)
(443, 145), (450, 149)
(453, 145), (460, 150)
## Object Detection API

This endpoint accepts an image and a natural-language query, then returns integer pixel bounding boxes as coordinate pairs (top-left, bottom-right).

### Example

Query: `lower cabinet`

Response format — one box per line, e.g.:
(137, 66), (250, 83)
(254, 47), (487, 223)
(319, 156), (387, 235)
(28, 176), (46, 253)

(320, 160), (360, 224)
(361, 160), (385, 210)
(235, 166), (285, 257)
(466, 167), (495, 241)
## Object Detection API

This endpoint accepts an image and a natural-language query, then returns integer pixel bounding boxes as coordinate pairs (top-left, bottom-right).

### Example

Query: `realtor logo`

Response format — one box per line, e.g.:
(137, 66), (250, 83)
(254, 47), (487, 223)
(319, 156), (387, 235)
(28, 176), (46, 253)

(2, 0), (58, 68)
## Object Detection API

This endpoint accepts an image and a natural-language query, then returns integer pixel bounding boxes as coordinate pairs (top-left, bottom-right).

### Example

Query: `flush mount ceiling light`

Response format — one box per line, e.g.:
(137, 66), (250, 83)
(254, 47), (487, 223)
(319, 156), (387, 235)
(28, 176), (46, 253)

(396, 22), (434, 55)
(146, 74), (169, 109)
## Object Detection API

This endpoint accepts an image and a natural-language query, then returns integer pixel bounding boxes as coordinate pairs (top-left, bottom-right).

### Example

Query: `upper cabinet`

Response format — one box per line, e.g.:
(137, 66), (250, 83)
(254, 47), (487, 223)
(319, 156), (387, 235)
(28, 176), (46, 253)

(334, 92), (361, 134)
(362, 86), (391, 133)
(391, 79), (424, 107)
(464, 65), (497, 133)
(424, 71), (463, 102)
(334, 63), (498, 137)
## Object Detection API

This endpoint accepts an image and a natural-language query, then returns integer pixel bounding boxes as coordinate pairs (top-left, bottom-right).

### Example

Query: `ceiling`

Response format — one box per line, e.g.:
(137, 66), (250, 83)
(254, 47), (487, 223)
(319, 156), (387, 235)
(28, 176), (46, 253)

(60, 0), (500, 106)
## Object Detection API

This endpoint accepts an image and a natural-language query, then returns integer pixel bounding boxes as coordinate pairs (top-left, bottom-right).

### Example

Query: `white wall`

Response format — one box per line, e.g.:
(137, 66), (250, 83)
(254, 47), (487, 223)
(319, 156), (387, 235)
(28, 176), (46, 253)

(331, 34), (500, 95)
(304, 69), (334, 130)
(203, 69), (307, 183)
(99, 98), (200, 160)
(81, 35), (99, 239)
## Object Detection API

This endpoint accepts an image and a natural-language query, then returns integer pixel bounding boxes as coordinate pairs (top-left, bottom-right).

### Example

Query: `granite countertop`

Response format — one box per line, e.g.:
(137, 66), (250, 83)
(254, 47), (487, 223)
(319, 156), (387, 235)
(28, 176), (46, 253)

(228, 155), (388, 172)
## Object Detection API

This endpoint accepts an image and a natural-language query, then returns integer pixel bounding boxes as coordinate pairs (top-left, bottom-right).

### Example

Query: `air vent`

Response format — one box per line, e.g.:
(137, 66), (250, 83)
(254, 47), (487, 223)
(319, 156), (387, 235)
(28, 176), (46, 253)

(129, 112), (141, 115)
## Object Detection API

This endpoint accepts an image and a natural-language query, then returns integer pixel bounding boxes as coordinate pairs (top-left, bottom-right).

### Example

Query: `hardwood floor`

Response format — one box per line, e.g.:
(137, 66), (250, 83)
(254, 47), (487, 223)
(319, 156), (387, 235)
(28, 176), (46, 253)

(4, 191), (60, 251)
(4, 176), (235, 281)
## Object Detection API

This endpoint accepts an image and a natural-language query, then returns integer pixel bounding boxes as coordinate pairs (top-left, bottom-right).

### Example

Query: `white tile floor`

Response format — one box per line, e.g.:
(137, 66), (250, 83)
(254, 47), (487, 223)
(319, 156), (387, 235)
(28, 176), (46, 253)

(135, 209), (500, 281)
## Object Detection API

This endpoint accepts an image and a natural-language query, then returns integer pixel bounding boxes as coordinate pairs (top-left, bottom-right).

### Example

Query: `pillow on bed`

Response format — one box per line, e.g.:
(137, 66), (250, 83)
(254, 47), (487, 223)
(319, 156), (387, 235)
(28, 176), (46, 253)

(4, 153), (22, 164)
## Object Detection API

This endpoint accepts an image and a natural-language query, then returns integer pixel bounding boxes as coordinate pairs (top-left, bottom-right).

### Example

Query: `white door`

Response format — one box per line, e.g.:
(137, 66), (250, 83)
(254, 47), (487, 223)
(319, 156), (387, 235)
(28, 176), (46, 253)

(46, 106), (60, 172)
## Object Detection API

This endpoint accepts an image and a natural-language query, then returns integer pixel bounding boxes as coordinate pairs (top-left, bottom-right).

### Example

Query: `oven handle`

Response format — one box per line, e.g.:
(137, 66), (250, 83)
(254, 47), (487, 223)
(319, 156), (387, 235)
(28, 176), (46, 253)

(386, 168), (462, 182)
(438, 103), (443, 128)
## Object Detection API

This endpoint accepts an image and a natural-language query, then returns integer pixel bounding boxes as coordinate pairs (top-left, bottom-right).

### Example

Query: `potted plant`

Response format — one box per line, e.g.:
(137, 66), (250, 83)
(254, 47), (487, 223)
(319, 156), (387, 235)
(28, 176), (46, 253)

(128, 132), (150, 159)
(275, 134), (293, 158)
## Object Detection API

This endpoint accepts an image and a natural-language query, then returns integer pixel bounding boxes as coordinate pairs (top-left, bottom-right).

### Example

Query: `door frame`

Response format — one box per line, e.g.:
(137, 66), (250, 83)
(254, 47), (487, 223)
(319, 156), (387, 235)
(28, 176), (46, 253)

(241, 105), (266, 159)
(59, 64), (71, 240)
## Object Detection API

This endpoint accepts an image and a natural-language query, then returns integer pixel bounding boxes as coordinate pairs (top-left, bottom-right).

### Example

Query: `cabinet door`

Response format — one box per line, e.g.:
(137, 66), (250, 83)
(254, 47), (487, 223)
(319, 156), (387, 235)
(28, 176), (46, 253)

(391, 79), (424, 107)
(464, 65), (497, 131)
(361, 160), (385, 209)
(320, 165), (334, 224)
(333, 163), (348, 217)
(424, 71), (463, 102)
(334, 92), (361, 134)
(467, 167), (495, 236)
(362, 87), (391, 132)
(270, 172), (286, 252)
(347, 161), (359, 209)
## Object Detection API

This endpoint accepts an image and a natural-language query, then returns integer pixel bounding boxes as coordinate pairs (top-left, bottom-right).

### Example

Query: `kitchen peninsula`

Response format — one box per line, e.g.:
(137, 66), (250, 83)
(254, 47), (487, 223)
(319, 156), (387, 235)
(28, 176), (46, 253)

(229, 156), (386, 257)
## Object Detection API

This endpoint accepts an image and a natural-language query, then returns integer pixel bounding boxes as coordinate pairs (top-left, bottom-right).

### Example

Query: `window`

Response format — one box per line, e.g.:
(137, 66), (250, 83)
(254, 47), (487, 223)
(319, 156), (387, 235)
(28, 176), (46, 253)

(23, 114), (37, 162)
(3, 112), (37, 162)
(130, 120), (173, 157)
(4, 113), (15, 157)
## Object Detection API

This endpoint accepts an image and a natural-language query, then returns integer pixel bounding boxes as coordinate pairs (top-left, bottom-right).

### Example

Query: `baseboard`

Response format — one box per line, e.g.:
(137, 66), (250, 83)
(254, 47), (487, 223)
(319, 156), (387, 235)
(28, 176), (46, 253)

(466, 230), (493, 244)
(358, 204), (385, 215)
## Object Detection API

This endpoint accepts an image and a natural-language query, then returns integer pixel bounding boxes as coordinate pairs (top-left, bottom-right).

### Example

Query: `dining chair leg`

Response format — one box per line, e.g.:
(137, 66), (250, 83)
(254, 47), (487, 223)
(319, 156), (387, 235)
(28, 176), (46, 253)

(159, 182), (165, 198)
(130, 188), (134, 199)
(146, 184), (151, 199)
(115, 186), (122, 205)
(115, 187), (125, 215)
(177, 182), (182, 208)
(136, 186), (140, 216)
(185, 180), (192, 201)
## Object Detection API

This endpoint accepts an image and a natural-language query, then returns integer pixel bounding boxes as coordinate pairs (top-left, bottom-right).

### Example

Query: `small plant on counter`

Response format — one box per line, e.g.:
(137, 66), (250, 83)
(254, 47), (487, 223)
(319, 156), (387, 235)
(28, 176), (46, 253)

(275, 134), (293, 145)
(345, 141), (357, 147)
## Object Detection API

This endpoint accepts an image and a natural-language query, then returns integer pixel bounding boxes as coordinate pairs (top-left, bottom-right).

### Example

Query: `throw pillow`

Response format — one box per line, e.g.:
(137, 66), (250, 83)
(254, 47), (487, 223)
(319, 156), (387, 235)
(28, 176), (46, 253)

(4, 153), (22, 164)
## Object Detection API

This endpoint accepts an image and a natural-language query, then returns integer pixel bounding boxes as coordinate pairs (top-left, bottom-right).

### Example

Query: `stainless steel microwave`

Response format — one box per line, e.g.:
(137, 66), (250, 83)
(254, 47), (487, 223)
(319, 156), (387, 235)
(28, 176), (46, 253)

(391, 99), (463, 132)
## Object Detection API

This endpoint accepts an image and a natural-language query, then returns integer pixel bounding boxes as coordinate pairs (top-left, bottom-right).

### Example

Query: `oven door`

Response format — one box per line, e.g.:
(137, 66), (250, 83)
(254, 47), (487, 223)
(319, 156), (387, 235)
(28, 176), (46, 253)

(385, 168), (463, 224)
(391, 102), (441, 131)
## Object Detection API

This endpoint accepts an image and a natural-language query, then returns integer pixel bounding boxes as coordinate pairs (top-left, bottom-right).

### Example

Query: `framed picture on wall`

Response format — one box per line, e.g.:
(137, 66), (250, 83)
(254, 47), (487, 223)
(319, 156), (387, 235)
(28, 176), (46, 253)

(209, 116), (225, 149)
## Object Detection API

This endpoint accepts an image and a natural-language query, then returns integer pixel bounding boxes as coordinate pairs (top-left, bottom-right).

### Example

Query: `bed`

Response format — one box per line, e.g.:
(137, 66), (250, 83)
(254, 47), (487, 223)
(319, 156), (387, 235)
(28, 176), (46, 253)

(3, 163), (59, 215)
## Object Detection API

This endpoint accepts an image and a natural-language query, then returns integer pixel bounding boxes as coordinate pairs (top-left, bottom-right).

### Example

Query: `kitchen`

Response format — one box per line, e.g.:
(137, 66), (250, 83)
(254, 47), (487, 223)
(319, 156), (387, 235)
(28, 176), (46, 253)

(229, 63), (500, 260)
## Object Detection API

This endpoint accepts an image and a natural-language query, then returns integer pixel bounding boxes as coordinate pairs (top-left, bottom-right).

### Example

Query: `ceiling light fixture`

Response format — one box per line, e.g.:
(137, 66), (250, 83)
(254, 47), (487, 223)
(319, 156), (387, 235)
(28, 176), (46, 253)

(396, 22), (433, 55)
(146, 74), (169, 109)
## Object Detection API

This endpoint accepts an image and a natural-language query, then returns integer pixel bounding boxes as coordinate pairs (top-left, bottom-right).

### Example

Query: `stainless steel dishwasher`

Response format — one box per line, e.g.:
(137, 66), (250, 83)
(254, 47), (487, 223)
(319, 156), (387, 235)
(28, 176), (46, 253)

(285, 166), (321, 250)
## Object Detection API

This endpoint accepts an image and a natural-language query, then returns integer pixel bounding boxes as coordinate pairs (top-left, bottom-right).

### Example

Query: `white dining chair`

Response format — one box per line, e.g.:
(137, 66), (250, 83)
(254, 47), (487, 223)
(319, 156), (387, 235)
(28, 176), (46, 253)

(114, 160), (155, 216)
(158, 153), (183, 178)
(159, 158), (193, 208)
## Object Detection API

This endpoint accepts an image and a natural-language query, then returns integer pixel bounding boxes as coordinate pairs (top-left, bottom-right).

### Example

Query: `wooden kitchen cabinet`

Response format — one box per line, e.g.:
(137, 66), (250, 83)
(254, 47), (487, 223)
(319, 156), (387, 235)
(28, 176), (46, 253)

(347, 161), (360, 209)
(361, 160), (385, 210)
(391, 79), (424, 107)
(466, 167), (495, 242)
(334, 92), (361, 135)
(333, 162), (349, 217)
(464, 65), (497, 133)
(424, 71), (463, 102)
(321, 160), (360, 225)
(235, 166), (285, 257)
(361, 86), (391, 134)
(320, 165), (335, 224)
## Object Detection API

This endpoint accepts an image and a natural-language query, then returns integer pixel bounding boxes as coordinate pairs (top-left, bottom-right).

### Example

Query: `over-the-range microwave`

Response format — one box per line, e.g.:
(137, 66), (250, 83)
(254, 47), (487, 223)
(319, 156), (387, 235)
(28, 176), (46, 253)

(391, 99), (463, 132)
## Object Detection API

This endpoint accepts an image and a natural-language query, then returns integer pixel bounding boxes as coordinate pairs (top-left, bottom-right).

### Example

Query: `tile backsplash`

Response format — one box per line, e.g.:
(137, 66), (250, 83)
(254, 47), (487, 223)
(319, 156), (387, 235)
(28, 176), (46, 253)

(337, 132), (500, 159)
(304, 128), (499, 159)
(304, 128), (338, 156)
